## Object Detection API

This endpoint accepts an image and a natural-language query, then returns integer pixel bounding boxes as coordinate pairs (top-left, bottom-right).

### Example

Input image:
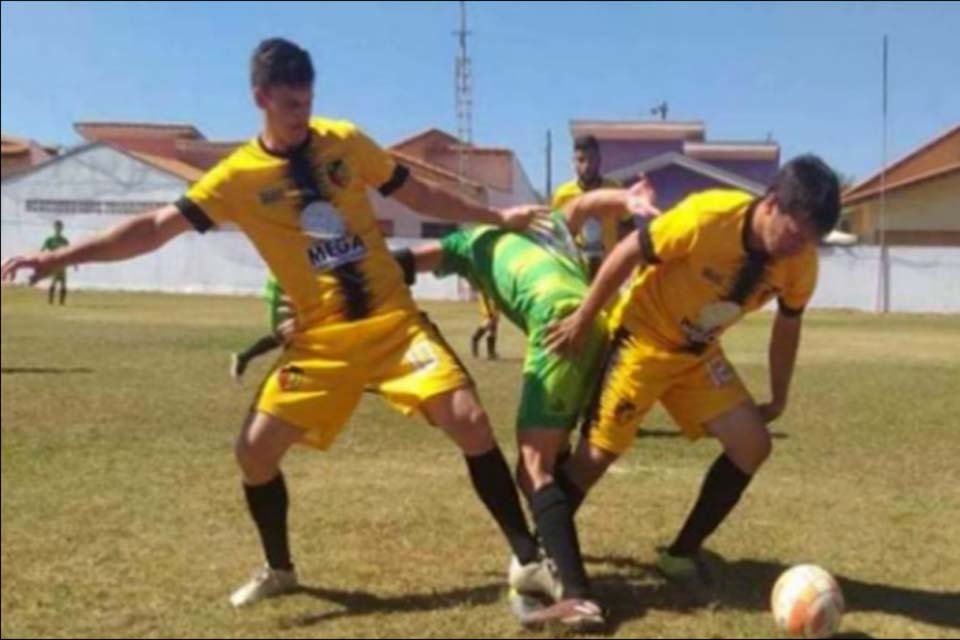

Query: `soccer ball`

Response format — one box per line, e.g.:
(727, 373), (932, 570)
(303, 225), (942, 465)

(771, 564), (844, 638)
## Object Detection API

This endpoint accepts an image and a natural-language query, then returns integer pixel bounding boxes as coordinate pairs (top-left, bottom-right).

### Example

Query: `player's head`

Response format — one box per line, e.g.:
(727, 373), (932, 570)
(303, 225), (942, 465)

(53, 220), (63, 234)
(573, 135), (602, 185)
(756, 154), (840, 257)
(251, 38), (315, 149)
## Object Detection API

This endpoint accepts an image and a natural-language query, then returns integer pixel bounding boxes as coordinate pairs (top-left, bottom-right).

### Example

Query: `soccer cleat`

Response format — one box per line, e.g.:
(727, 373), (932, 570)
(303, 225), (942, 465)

(229, 565), (298, 608)
(508, 555), (563, 602)
(655, 548), (719, 608)
(515, 596), (606, 632)
(230, 353), (247, 382)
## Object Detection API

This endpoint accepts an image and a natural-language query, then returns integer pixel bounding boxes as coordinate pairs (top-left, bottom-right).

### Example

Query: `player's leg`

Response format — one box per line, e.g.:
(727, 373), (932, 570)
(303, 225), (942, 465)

(666, 401), (769, 559)
(421, 387), (541, 568)
(376, 313), (542, 573)
(471, 321), (488, 358)
(232, 333), (283, 380)
(655, 353), (761, 604)
(230, 410), (305, 607)
(59, 273), (67, 305)
(231, 343), (363, 608)
(486, 317), (499, 360)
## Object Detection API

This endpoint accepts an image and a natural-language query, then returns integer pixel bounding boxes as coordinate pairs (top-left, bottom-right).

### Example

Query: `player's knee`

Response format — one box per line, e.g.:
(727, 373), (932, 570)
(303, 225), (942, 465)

(741, 427), (773, 473)
(234, 435), (275, 484)
(449, 408), (495, 454)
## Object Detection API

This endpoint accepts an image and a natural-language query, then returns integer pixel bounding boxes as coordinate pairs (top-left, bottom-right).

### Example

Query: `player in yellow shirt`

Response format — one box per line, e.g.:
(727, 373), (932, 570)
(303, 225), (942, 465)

(471, 290), (500, 359)
(2, 38), (551, 610)
(546, 155), (840, 605)
(551, 135), (630, 280)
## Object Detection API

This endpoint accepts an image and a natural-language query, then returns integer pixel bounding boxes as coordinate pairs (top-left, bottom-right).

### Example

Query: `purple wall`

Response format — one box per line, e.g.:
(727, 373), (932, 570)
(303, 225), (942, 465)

(597, 140), (683, 173)
(644, 164), (759, 211)
(708, 158), (778, 186)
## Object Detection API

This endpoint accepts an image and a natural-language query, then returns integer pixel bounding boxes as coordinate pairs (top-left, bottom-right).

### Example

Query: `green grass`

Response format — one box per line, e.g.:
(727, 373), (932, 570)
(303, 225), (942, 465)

(2, 287), (958, 638)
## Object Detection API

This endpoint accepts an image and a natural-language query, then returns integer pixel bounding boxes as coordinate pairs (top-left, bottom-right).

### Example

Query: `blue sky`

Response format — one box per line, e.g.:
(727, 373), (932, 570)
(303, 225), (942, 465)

(2, 1), (958, 192)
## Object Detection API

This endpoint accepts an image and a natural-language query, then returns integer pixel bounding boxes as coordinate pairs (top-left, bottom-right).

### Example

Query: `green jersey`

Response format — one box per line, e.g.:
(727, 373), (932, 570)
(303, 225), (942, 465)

(41, 235), (69, 252)
(437, 211), (607, 430)
(437, 211), (590, 332)
(41, 234), (70, 279)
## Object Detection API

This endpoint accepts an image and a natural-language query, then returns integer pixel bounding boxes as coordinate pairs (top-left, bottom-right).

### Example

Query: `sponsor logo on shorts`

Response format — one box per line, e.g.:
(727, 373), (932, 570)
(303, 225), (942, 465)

(404, 341), (440, 374)
(278, 365), (306, 391)
(706, 356), (736, 388)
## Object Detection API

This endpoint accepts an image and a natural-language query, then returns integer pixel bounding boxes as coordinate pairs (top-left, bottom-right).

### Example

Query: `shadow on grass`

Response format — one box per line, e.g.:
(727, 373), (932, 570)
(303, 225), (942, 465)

(586, 552), (958, 633)
(281, 582), (505, 627)
(1, 367), (93, 375)
(637, 428), (790, 440)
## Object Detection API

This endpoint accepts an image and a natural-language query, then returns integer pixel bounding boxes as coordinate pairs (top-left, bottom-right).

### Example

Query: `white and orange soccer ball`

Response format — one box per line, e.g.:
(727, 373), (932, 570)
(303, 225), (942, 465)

(771, 564), (845, 639)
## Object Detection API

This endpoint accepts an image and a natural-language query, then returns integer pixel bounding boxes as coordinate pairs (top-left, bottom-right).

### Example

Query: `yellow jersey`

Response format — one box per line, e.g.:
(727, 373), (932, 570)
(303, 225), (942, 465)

(177, 117), (413, 325)
(617, 190), (817, 353)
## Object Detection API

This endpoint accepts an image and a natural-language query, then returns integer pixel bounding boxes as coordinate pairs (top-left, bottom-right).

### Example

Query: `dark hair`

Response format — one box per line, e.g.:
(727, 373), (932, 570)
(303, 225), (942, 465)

(574, 134), (600, 154)
(251, 38), (315, 89)
(769, 154), (840, 236)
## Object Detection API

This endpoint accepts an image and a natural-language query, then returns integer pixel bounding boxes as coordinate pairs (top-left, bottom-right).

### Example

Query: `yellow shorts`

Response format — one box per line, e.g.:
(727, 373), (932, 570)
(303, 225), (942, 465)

(583, 328), (752, 456)
(256, 310), (471, 449)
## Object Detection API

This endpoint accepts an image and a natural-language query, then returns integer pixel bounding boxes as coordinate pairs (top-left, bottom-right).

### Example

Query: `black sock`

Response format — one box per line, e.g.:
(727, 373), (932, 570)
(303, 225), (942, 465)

(240, 334), (283, 363)
(243, 473), (293, 571)
(669, 453), (752, 557)
(466, 448), (539, 565)
(532, 483), (590, 599)
(486, 333), (497, 358)
(556, 466), (586, 515)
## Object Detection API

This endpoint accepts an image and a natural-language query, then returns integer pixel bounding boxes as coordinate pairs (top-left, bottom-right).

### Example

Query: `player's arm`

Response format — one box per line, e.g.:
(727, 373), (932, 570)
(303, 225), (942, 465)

(390, 241), (444, 286)
(544, 229), (645, 355)
(758, 309), (804, 423)
(390, 172), (547, 231)
(1, 205), (192, 285)
(562, 176), (660, 235)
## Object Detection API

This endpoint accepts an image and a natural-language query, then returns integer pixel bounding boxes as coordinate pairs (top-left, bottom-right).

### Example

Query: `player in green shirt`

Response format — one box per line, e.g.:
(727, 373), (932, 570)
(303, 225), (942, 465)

(395, 180), (658, 629)
(40, 220), (71, 305)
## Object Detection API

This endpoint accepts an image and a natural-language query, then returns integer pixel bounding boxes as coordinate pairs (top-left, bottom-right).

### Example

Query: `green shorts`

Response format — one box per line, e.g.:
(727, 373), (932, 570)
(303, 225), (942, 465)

(517, 299), (608, 431)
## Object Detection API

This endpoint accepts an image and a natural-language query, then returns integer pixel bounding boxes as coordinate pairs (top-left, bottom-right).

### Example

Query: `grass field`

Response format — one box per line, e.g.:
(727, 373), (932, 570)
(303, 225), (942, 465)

(2, 287), (959, 639)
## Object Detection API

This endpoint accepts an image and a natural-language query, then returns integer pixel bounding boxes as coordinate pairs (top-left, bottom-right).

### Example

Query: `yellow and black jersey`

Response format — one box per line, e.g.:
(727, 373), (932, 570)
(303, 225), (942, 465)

(616, 189), (817, 353)
(551, 176), (625, 256)
(176, 117), (413, 325)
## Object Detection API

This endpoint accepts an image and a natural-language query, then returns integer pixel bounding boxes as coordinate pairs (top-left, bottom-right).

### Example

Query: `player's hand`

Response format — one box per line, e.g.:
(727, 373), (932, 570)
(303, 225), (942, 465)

(626, 175), (662, 222)
(757, 400), (786, 423)
(1, 252), (64, 286)
(545, 309), (590, 356)
(497, 204), (550, 232)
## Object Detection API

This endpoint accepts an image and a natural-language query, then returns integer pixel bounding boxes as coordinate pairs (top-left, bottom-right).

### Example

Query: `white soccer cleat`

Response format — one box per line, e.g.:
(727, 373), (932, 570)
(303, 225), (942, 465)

(229, 565), (298, 608)
(508, 555), (563, 602)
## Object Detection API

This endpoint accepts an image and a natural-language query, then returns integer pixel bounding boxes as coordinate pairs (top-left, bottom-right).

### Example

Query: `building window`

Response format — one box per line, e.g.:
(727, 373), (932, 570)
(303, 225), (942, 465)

(377, 219), (395, 237)
(421, 222), (459, 239)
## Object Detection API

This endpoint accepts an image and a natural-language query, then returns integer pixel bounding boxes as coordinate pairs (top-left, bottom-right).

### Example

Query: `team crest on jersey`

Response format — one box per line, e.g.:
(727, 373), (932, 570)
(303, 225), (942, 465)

(613, 399), (638, 425)
(326, 159), (351, 189)
(277, 365), (306, 391)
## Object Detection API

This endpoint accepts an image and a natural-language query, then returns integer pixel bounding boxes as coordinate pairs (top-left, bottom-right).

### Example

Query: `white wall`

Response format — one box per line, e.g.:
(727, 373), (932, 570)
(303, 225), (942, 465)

(811, 246), (960, 313)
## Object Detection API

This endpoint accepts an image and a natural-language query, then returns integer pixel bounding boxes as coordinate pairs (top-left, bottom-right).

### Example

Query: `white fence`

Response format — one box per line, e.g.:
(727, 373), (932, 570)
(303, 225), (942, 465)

(2, 211), (958, 311)
(0, 212), (464, 300)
